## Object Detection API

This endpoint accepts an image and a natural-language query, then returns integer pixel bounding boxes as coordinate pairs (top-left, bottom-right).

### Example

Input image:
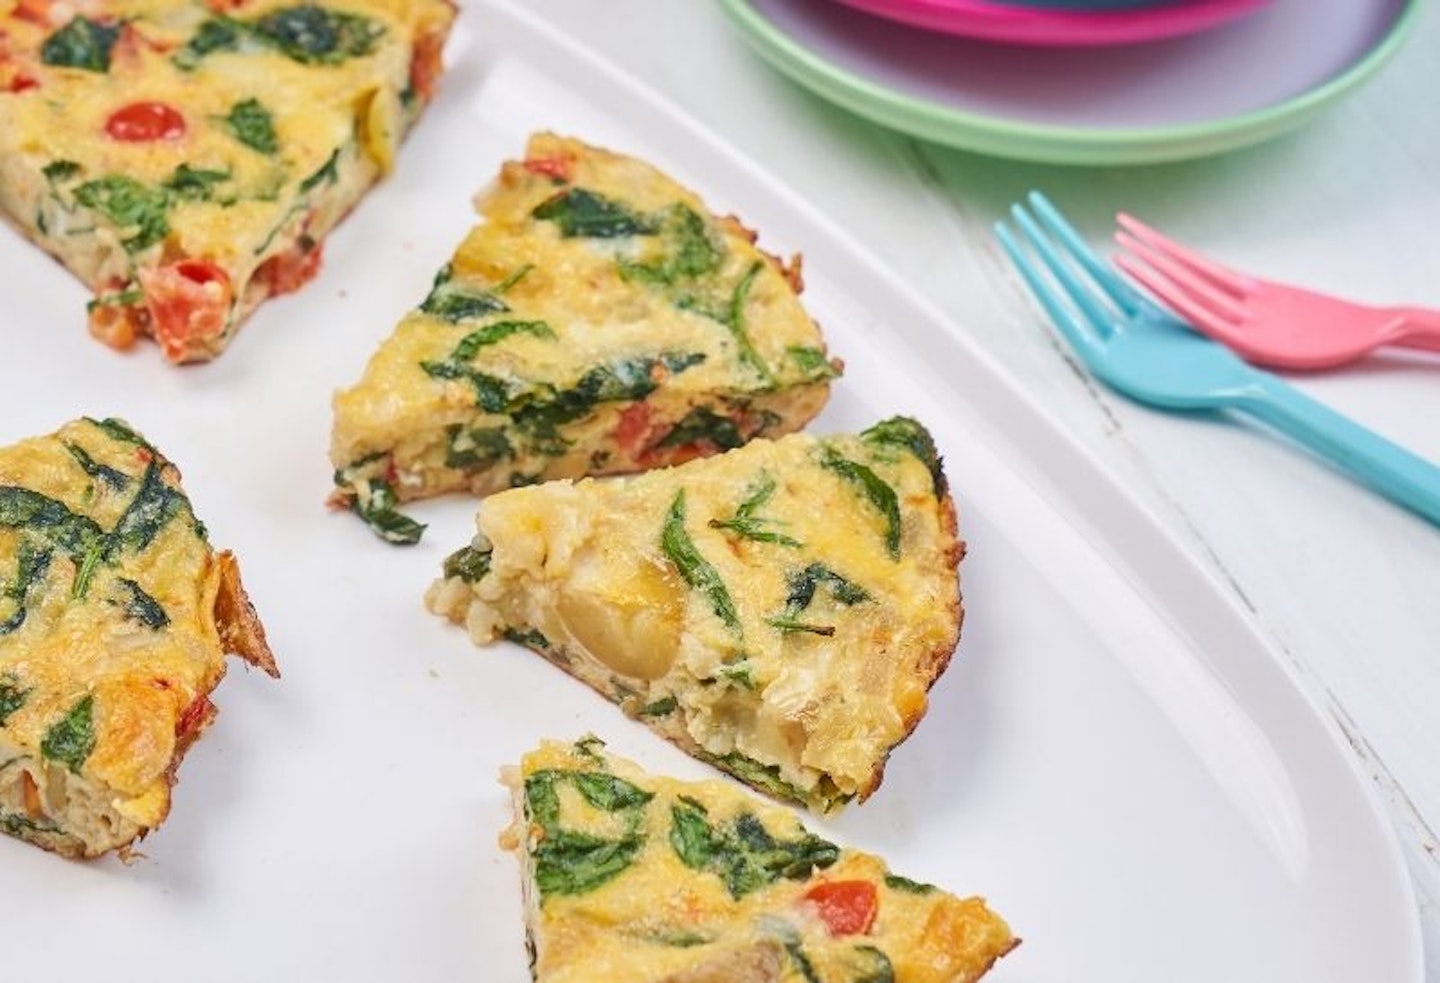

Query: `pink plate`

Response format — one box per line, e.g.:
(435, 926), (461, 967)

(835, 0), (1273, 45)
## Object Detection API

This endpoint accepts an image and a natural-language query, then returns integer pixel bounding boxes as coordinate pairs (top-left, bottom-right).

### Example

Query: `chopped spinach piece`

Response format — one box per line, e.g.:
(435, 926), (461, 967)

(41, 695), (95, 774)
(618, 204), (722, 285)
(421, 321), (555, 390)
(676, 261), (772, 385)
(174, 16), (244, 68)
(764, 617), (835, 637)
(441, 544), (491, 583)
(0, 675), (29, 727)
(668, 798), (716, 870)
(712, 751), (809, 805)
(348, 479), (424, 545)
(419, 264), (513, 322)
(86, 416), (153, 450)
(573, 735), (606, 760)
(822, 449), (902, 560)
(707, 472), (799, 547)
(851, 945), (896, 983)
(783, 563), (872, 610)
(43, 160), (81, 184)
(768, 562), (871, 637)
(532, 827), (644, 898)
(506, 352), (704, 456)
(532, 187), (656, 239)
(113, 577), (168, 629)
(863, 416), (946, 496)
(1, 811), (61, 836)
(164, 163), (231, 200)
(883, 873), (936, 894)
(716, 660), (756, 690)
(785, 344), (840, 380)
(226, 98), (279, 155)
(656, 406), (744, 452)
(251, 4), (385, 64)
(501, 626), (550, 650)
(0, 487), (107, 587)
(722, 261), (772, 384)
(73, 176), (170, 253)
(299, 147), (342, 192)
(668, 798), (837, 899)
(525, 765), (650, 899)
(41, 16), (120, 72)
(86, 287), (144, 313)
(64, 442), (130, 492)
(110, 460), (187, 555)
(661, 490), (740, 632)
(443, 424), (512, 471)
(646, 930), (713, 948)
(785, 940), (822, 983)
(637, 694), (677, 717)
(572, 772), (655, 812)
(0, 543), (52, 637)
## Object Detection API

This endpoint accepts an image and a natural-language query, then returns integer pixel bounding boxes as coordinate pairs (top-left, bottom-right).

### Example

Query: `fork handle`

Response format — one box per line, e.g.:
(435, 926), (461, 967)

(1240, 378), (1440, 527)
(1383, 307), (1440, 353)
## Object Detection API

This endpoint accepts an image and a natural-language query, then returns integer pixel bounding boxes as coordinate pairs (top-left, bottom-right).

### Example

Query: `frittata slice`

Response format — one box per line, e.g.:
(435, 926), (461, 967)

(429, 417), (961, 813)
(0, 417), (278, 858)
(0, 0), (456, 362)
(331, 132), (840, 544)
(502, 739), (1016, 983)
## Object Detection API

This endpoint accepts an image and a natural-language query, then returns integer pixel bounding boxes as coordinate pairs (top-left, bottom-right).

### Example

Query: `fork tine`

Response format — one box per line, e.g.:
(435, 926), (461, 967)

(1115, 212), (1251, 297)
(1008, 203), (1124, 342)
(1116, 231), (1249, 325)
(1027, 190), (1144, 316)
(994, 218), (1109, 366)
(1114, 252), (1247, 345)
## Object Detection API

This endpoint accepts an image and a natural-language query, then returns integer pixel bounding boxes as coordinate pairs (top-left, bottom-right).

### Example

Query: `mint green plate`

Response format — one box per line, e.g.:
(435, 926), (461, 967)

(720, 0), (1420, 165)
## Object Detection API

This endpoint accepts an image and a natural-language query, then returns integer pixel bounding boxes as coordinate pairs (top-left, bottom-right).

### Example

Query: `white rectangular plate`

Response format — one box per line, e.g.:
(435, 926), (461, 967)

(0, 2), (1421, 981)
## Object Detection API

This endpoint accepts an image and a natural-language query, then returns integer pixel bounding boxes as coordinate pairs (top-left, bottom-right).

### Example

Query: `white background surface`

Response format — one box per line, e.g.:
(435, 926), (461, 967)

(0, 1), (1435, 980)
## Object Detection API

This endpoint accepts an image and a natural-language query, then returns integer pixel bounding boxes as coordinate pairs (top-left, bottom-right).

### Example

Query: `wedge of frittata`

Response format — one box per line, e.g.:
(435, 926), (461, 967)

(0, 0), (456, 362)
(502, 739), (1017, 983)
(331, 132), (841, 544)
(429, 417), (961, 813)
(0, 417), (278, 858)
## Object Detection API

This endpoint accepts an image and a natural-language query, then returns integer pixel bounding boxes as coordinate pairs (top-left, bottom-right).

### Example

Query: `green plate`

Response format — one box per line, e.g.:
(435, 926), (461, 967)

(719, 0), (1421, 165)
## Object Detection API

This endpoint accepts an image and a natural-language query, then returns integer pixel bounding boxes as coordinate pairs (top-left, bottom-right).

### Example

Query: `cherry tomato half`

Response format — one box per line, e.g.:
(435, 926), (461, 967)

(105, 101), (186, 142)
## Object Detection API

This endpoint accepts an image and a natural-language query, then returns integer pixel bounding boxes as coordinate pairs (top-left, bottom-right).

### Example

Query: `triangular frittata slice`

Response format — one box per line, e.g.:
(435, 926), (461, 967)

(331, 132), (840, 544)
(0, 417), (278, 857)
(429, 417), (961, 812)
(502, 739), (1016, 983)
(0, 0), (456, 361)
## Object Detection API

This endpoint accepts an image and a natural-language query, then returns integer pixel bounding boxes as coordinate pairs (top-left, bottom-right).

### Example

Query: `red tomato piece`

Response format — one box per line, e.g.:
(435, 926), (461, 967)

(256, 237), (324, 296)
(138, 259), (233, 362)
(803, 880), (879, 937)
(523, 154), (575, 183)
(613, 402), (654, 456)
(409, 28), (445, 103)
(176, 693), (215, 746)
(105, 101), (186, 142)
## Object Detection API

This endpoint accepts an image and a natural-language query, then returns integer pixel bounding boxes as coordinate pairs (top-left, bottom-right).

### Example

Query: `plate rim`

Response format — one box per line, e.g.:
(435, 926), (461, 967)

(718, 0), (1423, 164)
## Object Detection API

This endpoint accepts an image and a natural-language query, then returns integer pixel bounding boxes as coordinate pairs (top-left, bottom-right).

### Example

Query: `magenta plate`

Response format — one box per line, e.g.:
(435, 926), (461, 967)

(835, 0), (1272, 45)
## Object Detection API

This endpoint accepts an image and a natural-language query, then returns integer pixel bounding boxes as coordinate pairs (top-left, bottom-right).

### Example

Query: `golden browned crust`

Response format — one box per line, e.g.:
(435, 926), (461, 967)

(214, 551), (280, 679)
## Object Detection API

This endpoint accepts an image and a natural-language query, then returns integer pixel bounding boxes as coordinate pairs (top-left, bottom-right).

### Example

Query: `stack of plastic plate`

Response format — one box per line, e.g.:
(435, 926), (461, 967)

(718, 0), (1420, 164)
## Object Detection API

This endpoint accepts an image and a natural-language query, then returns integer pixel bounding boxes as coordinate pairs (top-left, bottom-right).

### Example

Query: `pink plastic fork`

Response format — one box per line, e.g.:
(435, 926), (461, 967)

(1112, 213), (1440, 371)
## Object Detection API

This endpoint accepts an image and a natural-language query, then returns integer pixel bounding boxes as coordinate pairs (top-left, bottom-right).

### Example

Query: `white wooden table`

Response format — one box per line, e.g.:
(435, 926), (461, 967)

(525, 0), (1440, 974)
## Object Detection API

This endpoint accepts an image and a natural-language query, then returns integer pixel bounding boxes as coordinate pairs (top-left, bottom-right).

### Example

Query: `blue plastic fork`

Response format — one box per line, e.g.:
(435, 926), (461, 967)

(995, 191), (1440, 528)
